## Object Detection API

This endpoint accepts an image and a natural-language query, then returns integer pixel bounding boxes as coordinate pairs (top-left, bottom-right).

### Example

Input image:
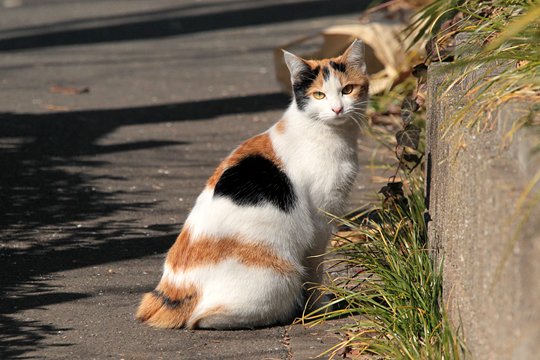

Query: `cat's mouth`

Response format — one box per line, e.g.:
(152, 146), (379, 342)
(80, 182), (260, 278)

(323, 113), (353, 126)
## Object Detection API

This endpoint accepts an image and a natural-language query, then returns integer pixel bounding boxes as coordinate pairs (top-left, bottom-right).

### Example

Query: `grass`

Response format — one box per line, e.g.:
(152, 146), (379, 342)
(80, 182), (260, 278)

(409, 0), (539, 134)
(301, 171), (465, 359)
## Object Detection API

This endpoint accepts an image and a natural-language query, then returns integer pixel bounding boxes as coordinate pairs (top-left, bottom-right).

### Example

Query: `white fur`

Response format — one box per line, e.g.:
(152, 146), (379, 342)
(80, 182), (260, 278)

(160, 43), (367, 329)
(165, 261), (302, 329)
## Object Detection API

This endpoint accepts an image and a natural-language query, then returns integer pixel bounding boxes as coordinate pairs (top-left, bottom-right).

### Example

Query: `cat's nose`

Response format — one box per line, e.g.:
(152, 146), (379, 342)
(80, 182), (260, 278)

(332, 106), (343, 115)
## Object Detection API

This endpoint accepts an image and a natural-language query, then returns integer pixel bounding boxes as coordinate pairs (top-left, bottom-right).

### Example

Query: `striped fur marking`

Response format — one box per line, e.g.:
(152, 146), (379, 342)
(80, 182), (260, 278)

(214, 154), (296, 212)
(136, 281), (199, 329)
(151, 289), (195, 309)
(166, 230), (295, 275)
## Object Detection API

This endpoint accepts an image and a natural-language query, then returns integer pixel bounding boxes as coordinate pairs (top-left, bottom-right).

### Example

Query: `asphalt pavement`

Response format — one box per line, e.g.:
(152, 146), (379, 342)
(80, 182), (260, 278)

(0, 1), (377, 358)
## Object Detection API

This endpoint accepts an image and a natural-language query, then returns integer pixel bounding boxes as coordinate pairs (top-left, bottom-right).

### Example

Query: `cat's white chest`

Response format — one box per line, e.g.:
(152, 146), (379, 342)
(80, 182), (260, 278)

(274, 127), (358, 215)
(304, 143), (358, 213)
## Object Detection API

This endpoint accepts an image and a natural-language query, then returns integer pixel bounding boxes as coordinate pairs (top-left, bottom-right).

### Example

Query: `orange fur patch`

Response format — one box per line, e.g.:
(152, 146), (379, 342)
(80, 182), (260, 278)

(136, 292), (163, 322)
(165, 231), (295, 275)
(141, 224), (295, 328)
(166, 227), (191, 270)
(275, 119), (286, 134)
(136, 281), (199, 329)
(206, 133), (280, 188)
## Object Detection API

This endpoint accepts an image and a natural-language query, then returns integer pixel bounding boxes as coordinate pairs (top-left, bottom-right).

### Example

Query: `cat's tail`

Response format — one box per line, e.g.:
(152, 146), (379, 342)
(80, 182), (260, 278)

(136, 282), (198, 329)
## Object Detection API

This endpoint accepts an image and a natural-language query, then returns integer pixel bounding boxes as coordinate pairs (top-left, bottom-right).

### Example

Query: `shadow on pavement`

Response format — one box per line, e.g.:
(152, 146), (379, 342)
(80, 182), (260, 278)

(0, 0), (253, 35)
(0, 91), (288, 358)
(0, 0), (368, 52)
(0, 314), (73, 359)
(0, 92), (288, 231)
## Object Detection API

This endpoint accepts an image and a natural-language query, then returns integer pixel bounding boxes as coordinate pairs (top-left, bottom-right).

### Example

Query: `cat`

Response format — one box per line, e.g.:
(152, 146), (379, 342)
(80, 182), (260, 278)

(136, 39), (369, 330)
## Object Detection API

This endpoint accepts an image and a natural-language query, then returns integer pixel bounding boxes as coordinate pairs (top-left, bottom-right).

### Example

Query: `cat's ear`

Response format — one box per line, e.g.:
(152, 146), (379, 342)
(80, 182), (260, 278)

(282, 50), (310, 82)
(342, 39), (367, 75)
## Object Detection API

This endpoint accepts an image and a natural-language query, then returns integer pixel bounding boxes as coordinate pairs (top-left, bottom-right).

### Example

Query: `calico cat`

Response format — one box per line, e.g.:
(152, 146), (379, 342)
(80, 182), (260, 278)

(136, 40), (369, 329)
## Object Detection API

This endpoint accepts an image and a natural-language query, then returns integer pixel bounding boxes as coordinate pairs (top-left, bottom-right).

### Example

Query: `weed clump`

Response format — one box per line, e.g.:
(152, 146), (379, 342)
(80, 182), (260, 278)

(308, 178), (464, 359)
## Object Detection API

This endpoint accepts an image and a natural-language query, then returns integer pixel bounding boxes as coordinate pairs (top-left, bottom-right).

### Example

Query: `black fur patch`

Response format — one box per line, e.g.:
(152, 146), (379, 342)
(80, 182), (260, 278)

(152, 290), (193, 309)
(329, 61), (346, 73)
(322, 66), (330, 81)
(293, 65), (320, 110)
(213, 155), (296, 212)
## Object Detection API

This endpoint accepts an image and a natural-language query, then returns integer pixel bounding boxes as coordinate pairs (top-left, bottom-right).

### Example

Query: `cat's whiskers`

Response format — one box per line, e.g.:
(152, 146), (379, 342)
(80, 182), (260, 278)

(350, 114), (367, 131)
(348, 114), (362, 129)
(343, 101), (369, 130)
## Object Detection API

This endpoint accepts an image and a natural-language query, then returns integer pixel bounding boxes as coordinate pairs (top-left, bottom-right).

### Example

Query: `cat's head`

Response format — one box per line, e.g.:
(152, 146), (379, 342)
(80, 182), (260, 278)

(283, 39), (369, 125)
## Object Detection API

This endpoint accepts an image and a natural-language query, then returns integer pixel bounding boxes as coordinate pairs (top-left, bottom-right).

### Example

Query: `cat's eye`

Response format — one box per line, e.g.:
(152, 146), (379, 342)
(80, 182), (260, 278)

(313, 91), (326, 100)
(342, 85), (354, 95)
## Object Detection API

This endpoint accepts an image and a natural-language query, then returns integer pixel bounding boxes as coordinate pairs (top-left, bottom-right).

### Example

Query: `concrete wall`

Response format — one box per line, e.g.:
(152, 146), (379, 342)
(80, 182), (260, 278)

(426, 63), (540, 359)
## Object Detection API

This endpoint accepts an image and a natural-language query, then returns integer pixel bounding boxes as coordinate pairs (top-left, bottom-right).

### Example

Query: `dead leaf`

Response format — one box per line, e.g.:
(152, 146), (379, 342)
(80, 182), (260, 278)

(371, 175), (404, 184)
(44, 104), (70, 111)
(50, 85), (90, 95)
(332, 231), (366, 246)
(414, 82), (427, 107)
